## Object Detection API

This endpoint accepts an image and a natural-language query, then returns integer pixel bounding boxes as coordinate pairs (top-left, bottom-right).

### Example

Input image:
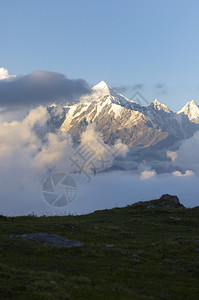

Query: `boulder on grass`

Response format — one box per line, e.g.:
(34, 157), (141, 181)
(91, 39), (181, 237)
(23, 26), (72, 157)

(159, 194), (184, 208)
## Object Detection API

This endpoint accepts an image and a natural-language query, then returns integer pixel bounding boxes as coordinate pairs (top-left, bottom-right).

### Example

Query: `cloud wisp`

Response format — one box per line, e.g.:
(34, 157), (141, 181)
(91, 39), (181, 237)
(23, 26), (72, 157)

(112, 83), (145, 95)
(154, 83), (167, 96)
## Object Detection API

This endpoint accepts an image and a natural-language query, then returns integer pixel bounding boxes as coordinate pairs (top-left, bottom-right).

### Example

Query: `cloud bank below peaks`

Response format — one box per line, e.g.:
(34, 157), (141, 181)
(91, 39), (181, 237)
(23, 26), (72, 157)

(0, 109), (129, 211)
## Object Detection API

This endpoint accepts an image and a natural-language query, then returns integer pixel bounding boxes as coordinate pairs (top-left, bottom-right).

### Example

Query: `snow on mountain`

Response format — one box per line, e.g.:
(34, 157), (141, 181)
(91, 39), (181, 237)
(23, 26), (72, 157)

(140, 99), (184, 139)
(60, 81), (169, 147)
(81, 80), (136, 108)
(177, 100), (199, 123)
(91, 80), (110, 92)
(60, 81), (137, 133)
(45, 81), (199, 149)
(149, 99), (171, 113)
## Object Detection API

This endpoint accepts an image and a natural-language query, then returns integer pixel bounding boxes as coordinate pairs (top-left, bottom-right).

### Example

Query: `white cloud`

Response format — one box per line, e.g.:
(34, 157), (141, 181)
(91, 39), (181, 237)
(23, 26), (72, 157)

(33, 132), (73, 170)
(79, 123), (128, 173)
(172, 170), (194, 177)
(0, 110), (130, 216)
(167, 150), (178, 162)
(0, 68), (16, 80)
(0, 106), (74, 177)
(23, 105), (49, 127)
(140, 170), (156, 180)
(174, 131), (199, 174)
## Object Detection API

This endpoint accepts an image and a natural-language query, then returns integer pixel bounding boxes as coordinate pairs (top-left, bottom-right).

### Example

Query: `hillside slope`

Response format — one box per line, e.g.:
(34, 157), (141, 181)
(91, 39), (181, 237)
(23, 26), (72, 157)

(0, 195), (199, 299)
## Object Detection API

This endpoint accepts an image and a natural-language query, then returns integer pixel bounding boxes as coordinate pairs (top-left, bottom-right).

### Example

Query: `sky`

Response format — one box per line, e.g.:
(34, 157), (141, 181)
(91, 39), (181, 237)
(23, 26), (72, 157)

(1, 0), (199, 111)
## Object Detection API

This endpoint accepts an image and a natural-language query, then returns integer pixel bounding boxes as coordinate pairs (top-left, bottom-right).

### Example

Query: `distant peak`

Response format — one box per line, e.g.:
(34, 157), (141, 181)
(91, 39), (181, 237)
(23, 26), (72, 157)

(177, 100), (199, 120)
(153, 99), (161, 105)
(150, 99), (171, 112)
(178, 100), (198, 112)
(185, 100), (197, 106)
(92, 80), (109, 90)
(190, 100), (196, 104)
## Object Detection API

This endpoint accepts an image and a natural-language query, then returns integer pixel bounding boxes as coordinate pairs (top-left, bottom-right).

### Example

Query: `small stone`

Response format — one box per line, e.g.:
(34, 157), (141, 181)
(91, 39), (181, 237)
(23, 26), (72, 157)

(147, 205), (155, 209)
(129, 258), (142, 263)
(106, 244), (115, 248)
(169, 216), (181, 221)
(9, 233), (83, 248)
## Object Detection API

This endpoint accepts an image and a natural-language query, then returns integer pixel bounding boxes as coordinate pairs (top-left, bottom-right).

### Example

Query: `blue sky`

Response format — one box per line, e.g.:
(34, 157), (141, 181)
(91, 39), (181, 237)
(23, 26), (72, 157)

(1, 0), (199, 110)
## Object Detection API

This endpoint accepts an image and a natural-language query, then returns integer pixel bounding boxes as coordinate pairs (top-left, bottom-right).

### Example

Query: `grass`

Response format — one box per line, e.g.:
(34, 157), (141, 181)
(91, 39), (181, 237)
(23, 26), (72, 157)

(0, 197), (199, 299)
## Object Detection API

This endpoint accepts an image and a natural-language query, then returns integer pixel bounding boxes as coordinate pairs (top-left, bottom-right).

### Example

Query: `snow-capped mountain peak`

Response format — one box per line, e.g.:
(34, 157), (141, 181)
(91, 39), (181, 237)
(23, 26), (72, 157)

(177, 100), (199, 123)
(81, 80), (135, 108)
(149, 99), (171, 113)
(91, 81), (111, 96)
(178, 100), (198, 113)
(51, 80), (199, 148)
(92, 80), (109, 90)
(79, 80), (111, 104)
(153, 99), (161, 105)
(91, 80), (112, 97)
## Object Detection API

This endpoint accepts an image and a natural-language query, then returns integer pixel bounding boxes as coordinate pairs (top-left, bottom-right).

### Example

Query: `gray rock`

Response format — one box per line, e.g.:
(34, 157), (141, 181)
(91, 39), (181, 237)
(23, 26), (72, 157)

(9, 232), (83, 248)
(129, 258), (142, 263)
(106, 244), (115, 248)
(159, 194), (184, 208)
(169, 216), (181, 221)
(160, 194), (180, 204)
(147, 205), (155, 209)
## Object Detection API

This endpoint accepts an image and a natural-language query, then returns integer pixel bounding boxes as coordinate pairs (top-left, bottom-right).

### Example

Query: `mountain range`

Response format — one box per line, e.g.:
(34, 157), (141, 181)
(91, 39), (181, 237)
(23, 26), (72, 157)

(48, 81), (199, 145)
(47, 81), (199, 172)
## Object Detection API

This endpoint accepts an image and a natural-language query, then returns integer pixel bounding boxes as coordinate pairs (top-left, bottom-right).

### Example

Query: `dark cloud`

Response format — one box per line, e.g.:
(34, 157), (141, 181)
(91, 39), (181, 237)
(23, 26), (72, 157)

(155, 83), (165, 89)
(0, 70), (90, 106)
(113, 83), (144, 94)
(131, 84), (144, 91)
(113, 85), (129, 93)
(155, 83), (167, 95)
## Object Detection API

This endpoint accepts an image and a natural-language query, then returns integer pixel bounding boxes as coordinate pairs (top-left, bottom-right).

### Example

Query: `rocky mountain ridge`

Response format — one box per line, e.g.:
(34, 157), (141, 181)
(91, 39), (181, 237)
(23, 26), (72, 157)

(53, 81), (199, 148)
